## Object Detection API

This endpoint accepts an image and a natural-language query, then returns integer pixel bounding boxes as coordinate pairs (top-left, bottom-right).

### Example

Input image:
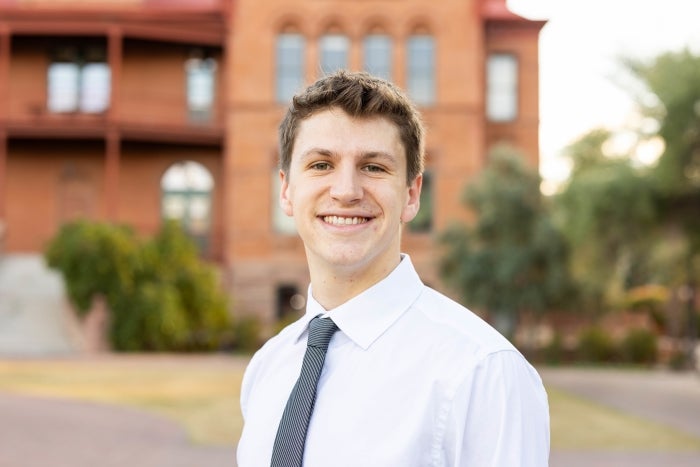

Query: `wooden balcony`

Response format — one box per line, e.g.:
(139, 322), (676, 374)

(0, 0), (231, 46)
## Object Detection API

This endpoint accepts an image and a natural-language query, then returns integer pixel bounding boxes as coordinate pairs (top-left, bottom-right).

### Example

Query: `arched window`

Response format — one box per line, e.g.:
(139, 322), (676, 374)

(363, 34), (392, 81)
(276, 32), (305, 102)
(161, 161), (214, 252)
(320, 33), (349, 74)
(407, 33), (435, 105)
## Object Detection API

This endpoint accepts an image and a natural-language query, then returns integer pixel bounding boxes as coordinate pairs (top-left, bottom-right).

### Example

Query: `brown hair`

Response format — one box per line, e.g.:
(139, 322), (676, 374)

(279, 70), (425, 184)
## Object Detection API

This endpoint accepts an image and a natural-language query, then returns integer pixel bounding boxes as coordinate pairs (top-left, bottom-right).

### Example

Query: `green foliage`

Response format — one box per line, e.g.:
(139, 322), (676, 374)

(668, 349), (689, 371)
(623, 49), (700, 196)
(619, 328), (658, 365)
(45, 220), (231, 351)
(551, 49), (700, 324)
(439, 145), (574, 337)
(230, 315), (263, 354)
(110, 281), (189, 351)
(623, 284), (670, 312)
(576, 326), (616, 363)
(543, 332), (566, 365)
(557, 132), (657, 248)
(554, 130), (657, 311)
(45, 220), (139, 316)
(623, 49), (700, 311)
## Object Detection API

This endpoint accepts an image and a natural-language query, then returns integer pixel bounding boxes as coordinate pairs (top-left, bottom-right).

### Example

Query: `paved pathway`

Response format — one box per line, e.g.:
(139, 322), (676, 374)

(0, 392), (235, 467)
(542, 367), (700, 467)
(541, 367), (700, 438)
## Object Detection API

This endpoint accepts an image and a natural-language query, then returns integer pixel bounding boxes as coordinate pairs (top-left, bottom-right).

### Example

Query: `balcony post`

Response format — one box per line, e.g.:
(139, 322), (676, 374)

(0, 128), (6, 221)
(0, 29), (9, 220)
(104, 27), (122, 221)
(107, 26), (122, 122)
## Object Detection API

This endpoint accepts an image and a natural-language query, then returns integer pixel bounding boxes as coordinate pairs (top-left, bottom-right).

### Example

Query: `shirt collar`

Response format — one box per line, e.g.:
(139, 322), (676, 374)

(294, 254), (424, 350)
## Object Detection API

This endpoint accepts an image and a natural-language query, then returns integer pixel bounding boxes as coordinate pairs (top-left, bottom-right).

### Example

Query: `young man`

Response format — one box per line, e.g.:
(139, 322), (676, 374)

(237, 71), (550, 466)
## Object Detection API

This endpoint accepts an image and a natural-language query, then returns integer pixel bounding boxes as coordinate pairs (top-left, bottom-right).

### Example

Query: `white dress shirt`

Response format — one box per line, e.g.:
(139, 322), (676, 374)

(237, 255), (550, 466)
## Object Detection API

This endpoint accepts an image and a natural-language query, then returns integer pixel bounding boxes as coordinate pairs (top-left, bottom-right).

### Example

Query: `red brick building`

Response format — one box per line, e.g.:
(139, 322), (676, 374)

(0, 0), (545, 324)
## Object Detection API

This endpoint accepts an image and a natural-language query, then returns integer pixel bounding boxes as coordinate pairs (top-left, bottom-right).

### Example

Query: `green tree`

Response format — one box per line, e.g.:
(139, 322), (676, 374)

(439, 145), (573, 339)
(623, 49), (700, 196)
(554, 129), (657, 312)
(45, 220), (231, 351)
(623, 49), (700, 361)
(551, 50), (700, 365)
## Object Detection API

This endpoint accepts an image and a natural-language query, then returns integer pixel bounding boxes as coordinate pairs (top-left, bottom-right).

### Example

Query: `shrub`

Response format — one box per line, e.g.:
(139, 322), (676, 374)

(619, 328), (658, 365)
(543, 332), (565, 365)
(231, 315), (263, 353)
(576, 326), (615, 363)
(45, 220), (231, 351)
(110, 281), (189, 351)
(667, 349), (688, 371)
(45, 220), (139, 316)
(145, 222), (231, 350)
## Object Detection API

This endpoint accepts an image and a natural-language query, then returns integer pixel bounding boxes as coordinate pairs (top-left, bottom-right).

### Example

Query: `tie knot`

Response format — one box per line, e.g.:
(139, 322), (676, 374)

(307, 316), (338, 350)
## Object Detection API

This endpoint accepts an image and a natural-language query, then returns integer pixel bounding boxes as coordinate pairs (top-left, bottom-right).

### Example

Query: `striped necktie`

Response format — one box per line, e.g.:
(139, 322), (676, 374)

(270, 316), (338, 467)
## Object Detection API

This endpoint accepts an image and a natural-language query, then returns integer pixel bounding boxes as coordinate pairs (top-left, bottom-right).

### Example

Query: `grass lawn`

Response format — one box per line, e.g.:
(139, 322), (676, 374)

(549, 387), (700, 451)
(1, 355), (699, 451)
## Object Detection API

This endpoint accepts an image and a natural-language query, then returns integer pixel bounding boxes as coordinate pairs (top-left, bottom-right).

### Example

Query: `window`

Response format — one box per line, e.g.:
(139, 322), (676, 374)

(409, 170), (433, 233)
(47, 45), (110, 114)
(363, 34), (392, 80)
(80, 62), (110, 113)
(276, 33), (305, 102)
(47, 62), (80, 113)
(272, 169), (297, 235)
(161, 161), (214, 253)
(407, 34), (435, 105)
(320, 33), (349, 74)
(185, 52), (217, 122)
(486, 53), (518, 122)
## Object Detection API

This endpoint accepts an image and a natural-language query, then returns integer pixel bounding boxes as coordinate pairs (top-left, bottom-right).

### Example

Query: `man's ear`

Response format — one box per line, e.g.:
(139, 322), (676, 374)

(279, 170), (293, 216)
(400, 173), (422, 223)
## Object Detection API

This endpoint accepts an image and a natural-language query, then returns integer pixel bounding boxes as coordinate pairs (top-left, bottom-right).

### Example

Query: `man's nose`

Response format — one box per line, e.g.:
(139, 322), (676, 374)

(329, 166), (363, 202)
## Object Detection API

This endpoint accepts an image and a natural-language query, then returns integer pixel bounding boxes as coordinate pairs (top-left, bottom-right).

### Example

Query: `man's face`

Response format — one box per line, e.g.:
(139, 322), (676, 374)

(280, 107), (422, 277)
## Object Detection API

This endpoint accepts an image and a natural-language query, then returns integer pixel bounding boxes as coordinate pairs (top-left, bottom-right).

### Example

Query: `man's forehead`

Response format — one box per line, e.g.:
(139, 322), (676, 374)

(294, 109), (402, 152)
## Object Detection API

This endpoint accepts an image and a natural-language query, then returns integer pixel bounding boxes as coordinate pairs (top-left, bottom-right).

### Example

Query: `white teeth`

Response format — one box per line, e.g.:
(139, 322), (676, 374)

(323, 216), (368, 225)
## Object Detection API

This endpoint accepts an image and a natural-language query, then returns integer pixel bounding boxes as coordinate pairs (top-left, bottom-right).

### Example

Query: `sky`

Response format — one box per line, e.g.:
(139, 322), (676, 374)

(506, 0), (700, 190)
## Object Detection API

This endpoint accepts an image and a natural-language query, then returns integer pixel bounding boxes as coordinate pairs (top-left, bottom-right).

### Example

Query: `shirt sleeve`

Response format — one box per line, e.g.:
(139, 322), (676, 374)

(444, 349), (550, 467)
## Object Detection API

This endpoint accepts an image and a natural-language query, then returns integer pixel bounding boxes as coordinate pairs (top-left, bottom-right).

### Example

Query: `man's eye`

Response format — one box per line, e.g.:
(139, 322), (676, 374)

(364, 164), (385, 173)
(311, 162), (331, 170)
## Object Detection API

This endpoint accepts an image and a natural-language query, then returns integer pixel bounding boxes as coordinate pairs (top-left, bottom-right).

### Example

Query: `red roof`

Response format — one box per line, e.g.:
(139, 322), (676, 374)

(482, 0), (538, 22)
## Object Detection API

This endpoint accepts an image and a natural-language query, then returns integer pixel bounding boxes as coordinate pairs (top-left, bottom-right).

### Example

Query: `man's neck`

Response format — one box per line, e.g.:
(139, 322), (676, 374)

(307, 254), (402, 311)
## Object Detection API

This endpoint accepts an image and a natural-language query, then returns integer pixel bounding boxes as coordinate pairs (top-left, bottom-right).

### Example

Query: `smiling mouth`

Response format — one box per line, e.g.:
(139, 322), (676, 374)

(322, 215), (370, 226)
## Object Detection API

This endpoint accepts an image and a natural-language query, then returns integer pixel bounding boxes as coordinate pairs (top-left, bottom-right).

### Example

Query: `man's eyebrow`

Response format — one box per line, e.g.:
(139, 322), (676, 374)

(299, 147), (334, 160)
(297, 148), (398, 163)
(361, 151), (398, 163)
